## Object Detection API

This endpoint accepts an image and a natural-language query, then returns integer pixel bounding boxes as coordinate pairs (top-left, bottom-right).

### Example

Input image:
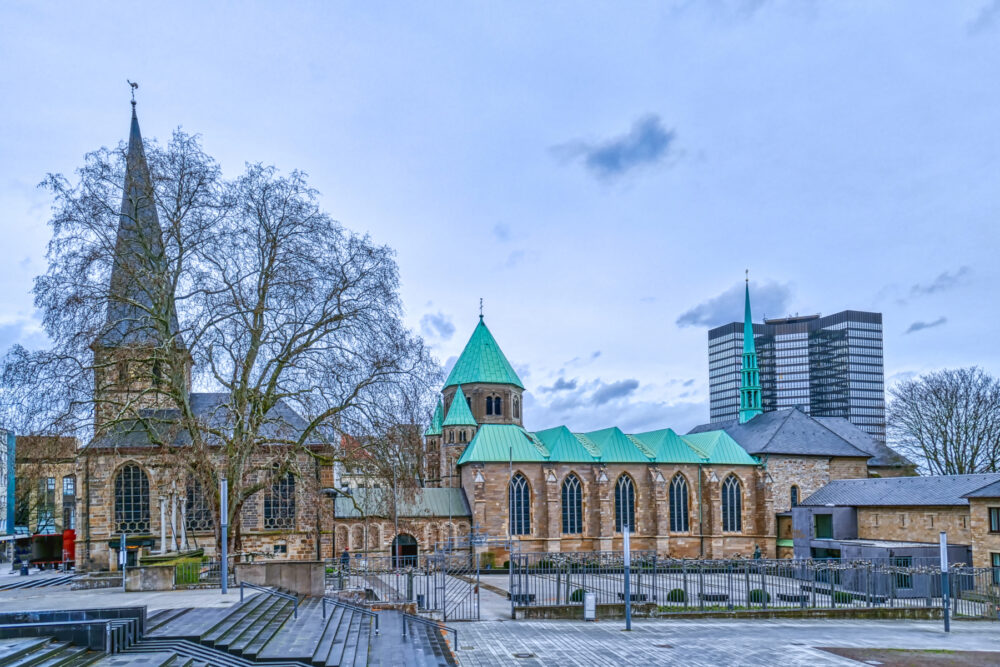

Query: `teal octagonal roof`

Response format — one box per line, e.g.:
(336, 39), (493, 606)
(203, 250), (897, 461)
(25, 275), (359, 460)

(444, 318), (524, 389)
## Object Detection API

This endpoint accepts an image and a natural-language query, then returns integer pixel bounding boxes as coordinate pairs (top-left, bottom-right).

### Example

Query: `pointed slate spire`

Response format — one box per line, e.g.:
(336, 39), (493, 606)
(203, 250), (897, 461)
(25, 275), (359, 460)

(443, 386), (477, 426)
(425, 397), (444, 436)
(100, 100), (179, 346)
(739, 278), (763, 424)
(444, 318), (524, 389)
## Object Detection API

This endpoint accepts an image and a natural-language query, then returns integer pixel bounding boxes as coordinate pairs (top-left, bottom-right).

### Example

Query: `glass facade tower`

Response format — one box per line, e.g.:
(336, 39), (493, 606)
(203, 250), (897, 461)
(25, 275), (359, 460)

(708, 311), (885, 442)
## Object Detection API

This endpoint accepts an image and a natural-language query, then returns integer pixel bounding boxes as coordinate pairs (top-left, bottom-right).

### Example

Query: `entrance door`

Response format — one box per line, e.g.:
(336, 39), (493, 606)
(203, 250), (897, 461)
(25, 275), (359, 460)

(391, 534), (418, 568)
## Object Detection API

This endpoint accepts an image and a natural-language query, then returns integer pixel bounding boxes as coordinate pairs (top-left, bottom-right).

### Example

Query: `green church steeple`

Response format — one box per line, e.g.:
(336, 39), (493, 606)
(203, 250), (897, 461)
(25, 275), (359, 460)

(739, 277), (763, 424)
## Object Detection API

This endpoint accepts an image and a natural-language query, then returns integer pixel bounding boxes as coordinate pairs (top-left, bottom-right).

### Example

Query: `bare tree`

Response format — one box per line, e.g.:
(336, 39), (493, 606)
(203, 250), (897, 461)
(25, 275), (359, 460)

(887, 367), (1000, 475)
(2, 124), (439, 554)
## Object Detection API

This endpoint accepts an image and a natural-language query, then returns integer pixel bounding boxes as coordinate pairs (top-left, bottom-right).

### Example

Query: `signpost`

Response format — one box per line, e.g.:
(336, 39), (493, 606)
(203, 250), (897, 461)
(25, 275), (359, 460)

(623, 524), (632, 631)
(939, 531), (950, 633)
(221, 476), (229, 595)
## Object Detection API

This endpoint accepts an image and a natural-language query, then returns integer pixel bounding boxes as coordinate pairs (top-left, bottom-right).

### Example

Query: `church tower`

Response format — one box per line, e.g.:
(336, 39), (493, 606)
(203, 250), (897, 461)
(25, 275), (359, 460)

(739, 278), (763, 424)
(91, 99), (191, 431)
(432, 315), (524, 486)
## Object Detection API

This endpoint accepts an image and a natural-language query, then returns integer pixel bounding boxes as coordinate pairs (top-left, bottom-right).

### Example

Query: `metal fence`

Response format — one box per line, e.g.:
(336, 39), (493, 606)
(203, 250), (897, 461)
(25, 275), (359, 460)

(173, 558), (234, 586)
(326, 549), (481, 621)
(508, 552), (1000, 620)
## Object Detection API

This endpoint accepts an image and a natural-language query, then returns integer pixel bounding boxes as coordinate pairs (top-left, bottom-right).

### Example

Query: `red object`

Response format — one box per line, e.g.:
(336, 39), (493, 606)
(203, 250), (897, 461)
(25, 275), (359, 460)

(62, 529), (76, 563)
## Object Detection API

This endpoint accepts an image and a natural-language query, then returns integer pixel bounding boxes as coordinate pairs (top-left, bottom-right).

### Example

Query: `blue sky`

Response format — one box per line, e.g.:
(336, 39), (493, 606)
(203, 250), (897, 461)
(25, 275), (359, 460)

(1, 1), (999, 433)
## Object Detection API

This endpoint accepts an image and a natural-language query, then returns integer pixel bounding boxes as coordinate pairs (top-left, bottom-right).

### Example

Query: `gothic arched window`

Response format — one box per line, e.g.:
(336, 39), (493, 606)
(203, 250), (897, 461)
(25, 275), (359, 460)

(669, 473), (689, 533)
(790, 485), (799, 508)
(486, 397), (494, 415)
(494, 396), (502, 417)
(615, 474), (635, 533)
(513, 397), (520, 419)
(448, 431), (455, 444)
(509, 473), (530, 536)
(114, 463), (150, 533)
(186, 475), (214, 532)
(561, 474), (582, 534)
(722, 475), (743, 533)
(264, 471), (296, 530)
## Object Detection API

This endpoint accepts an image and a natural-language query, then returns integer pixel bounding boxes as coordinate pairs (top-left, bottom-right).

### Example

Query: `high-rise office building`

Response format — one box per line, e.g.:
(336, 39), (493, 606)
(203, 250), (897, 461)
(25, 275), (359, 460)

(708, 305), (885, 443)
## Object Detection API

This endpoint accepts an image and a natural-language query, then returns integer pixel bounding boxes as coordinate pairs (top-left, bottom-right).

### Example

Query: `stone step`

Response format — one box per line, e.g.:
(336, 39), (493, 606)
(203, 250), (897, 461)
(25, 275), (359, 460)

(241, 599), (298, 658)
(212, 596), (286, 649)
(1, 641), (74, 667)
(257, 598), (327, 662)
(309, 607), (347, 666)
(90, 651), (177, 666)
(145, 609), (192, 633)
(125, 639), (308, 667)
(0, 638), (52, 666)
(323, 609), (355, 667)
(31, 644), (91, 667)
(336, 613), (364, 667)
(228, 599), (292, 654)
(201, 593), (271, 643)
(147, 606), (234, 640)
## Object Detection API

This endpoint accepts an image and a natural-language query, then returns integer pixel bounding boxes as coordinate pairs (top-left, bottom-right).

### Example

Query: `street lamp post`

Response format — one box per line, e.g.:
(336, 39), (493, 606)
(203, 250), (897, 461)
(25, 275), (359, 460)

(220, 476), (228, 595)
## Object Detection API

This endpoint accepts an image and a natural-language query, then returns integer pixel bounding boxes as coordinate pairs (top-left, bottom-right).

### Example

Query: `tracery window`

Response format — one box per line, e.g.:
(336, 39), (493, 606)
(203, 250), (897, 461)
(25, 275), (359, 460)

(615, 474), (635, 533)
(509, 473), (530, 535)
(669, 473), (689, 533)
(263, 471), (296, 530)
(186, 475), (214, 532)
(115, 463), (150, 533)
(722, 475), (743, 533)
(561, 474), (582, 534)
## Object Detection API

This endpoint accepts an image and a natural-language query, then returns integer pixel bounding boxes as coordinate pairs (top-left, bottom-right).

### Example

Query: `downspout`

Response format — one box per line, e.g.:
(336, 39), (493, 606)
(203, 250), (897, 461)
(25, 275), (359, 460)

(698, 462), (704, 558)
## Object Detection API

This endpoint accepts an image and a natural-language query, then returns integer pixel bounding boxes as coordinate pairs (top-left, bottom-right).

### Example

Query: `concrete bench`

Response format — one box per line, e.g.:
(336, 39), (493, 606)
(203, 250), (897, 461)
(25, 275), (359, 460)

(617, 593), (648, 602)
(698, 592), (729, 603)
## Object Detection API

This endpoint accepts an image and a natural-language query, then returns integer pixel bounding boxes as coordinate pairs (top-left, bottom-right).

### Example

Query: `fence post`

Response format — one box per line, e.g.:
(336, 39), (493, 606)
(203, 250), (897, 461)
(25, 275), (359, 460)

(939, 532), (950, 632)
(623, 526), (632, 631)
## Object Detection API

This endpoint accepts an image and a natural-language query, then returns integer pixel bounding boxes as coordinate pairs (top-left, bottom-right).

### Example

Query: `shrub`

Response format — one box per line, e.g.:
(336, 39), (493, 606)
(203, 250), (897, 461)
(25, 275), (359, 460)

(479, 552), (496, 569)
(748, 589), (770, 604)
(569, 588), (587, 602)
(665, 588), (686, 603)
(503, 560), (510, 570)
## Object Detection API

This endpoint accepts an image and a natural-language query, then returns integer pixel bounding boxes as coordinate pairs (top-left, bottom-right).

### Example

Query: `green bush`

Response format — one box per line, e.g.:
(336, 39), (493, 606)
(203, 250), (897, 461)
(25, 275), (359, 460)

(479, 552), (496, 569)
(665, 588), (686, 603)
(503, 560), (510, 570)
(748, 589), (770, 604)
(832, 591), (854, 604)
(569, 588), (587, 602)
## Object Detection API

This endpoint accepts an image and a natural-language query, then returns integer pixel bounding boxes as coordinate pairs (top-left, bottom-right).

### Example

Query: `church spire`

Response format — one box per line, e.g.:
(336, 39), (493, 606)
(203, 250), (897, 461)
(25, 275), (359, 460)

(739, 274), (763, 424)
(100, 93), (178, 346)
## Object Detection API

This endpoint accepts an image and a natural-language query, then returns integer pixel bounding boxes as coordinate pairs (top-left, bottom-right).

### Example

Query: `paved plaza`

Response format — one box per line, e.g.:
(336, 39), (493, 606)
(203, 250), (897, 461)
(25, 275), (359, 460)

(454, 618), (1000, 666)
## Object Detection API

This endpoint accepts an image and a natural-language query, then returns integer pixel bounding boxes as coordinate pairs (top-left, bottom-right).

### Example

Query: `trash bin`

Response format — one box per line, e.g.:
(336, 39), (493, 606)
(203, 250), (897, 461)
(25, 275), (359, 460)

(583, 592), (596, 621)
(19, 563), (28, 576)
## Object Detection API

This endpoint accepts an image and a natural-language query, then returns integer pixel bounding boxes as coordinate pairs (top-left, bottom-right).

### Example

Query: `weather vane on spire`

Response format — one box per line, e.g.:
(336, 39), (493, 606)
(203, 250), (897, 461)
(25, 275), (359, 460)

(127, 80), (139, 106)
(745, 268), (749, 283)
(479, 298), (484, 320)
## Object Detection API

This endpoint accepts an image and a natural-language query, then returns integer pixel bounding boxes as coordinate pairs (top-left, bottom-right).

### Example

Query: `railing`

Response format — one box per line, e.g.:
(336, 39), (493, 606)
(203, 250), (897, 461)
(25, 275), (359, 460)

(0, 618), (134, 653)
(402, 612), (456, 646)
(508, 553), (1000, 619)
(239, 582), (299, 618)
(322, 597), (380, 634)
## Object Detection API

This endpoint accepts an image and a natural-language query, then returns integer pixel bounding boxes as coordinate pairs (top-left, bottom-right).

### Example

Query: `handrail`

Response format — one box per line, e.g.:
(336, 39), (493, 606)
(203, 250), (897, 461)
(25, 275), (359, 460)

(239, 582), (299, 619)
(321, 597), (379, 635)
(402, 613), (457, 646)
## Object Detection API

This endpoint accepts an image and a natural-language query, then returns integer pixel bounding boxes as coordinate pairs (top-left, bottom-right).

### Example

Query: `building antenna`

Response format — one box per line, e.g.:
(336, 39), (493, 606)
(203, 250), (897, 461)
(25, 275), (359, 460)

(127, 79), (139, 107)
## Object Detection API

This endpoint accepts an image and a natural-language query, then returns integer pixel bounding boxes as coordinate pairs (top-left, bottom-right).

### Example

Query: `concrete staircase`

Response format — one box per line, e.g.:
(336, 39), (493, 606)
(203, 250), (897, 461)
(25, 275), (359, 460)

(0, 590), (456, 666)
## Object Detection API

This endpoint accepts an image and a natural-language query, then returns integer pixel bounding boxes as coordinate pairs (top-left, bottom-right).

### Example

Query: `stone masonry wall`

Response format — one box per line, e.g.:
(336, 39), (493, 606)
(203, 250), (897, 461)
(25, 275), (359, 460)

(967, 498), (1000, 568)
(856, 506), (972, 545)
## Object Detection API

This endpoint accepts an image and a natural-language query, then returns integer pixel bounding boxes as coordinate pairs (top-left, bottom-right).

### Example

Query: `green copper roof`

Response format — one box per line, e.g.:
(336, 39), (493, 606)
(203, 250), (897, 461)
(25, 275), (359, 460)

(424, 398), (444, 436)
(442, 386), (477, 426)
(457, 423), (759, 466)
(743, 282), (756, 355)
(444, 318), (524, 389)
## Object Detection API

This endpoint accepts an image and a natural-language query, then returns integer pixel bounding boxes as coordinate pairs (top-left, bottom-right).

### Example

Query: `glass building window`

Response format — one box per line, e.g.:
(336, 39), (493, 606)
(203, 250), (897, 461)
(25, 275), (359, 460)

(186, 475), (214, 532)
(115, 463), (150, 533)
(615, 475), (635, 533)
(561, 474), (582, 534)
(62, 475), (76, 530)
(989, 507), (1000, 533)
(37, 477), (55, 533)
(815, 513), (833, 539)
(509, 473), (530, 535)
(669, 474), (689, 533)
(263, 471), (296, 530)
(721, 475), (742, 533)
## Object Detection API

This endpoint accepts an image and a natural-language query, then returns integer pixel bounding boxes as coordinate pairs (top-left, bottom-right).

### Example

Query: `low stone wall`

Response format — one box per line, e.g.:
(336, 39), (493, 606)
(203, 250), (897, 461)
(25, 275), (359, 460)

(234, 560), (324, 597)
(125, 564), (175, 592)
(514, 604), (947, 621)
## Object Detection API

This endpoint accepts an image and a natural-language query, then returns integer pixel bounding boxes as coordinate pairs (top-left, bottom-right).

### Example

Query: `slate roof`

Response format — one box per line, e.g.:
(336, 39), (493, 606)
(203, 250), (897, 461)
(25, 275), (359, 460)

(456, 423), (758, 466)
(688, 407), (913, 469)
(443, 318), (524, 389)
(332, 487), (470, 518)
(100, 104), (182, 347)
(442, 386), (477, 426)
(800, 473), (1000, 507)
(85, 392), (318, 449)
(963, 479), (1000, 498)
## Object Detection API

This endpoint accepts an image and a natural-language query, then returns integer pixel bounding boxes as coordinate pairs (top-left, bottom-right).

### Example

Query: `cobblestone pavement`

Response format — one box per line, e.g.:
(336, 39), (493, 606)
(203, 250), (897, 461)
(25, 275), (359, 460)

(454, 619), (1000, 666)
